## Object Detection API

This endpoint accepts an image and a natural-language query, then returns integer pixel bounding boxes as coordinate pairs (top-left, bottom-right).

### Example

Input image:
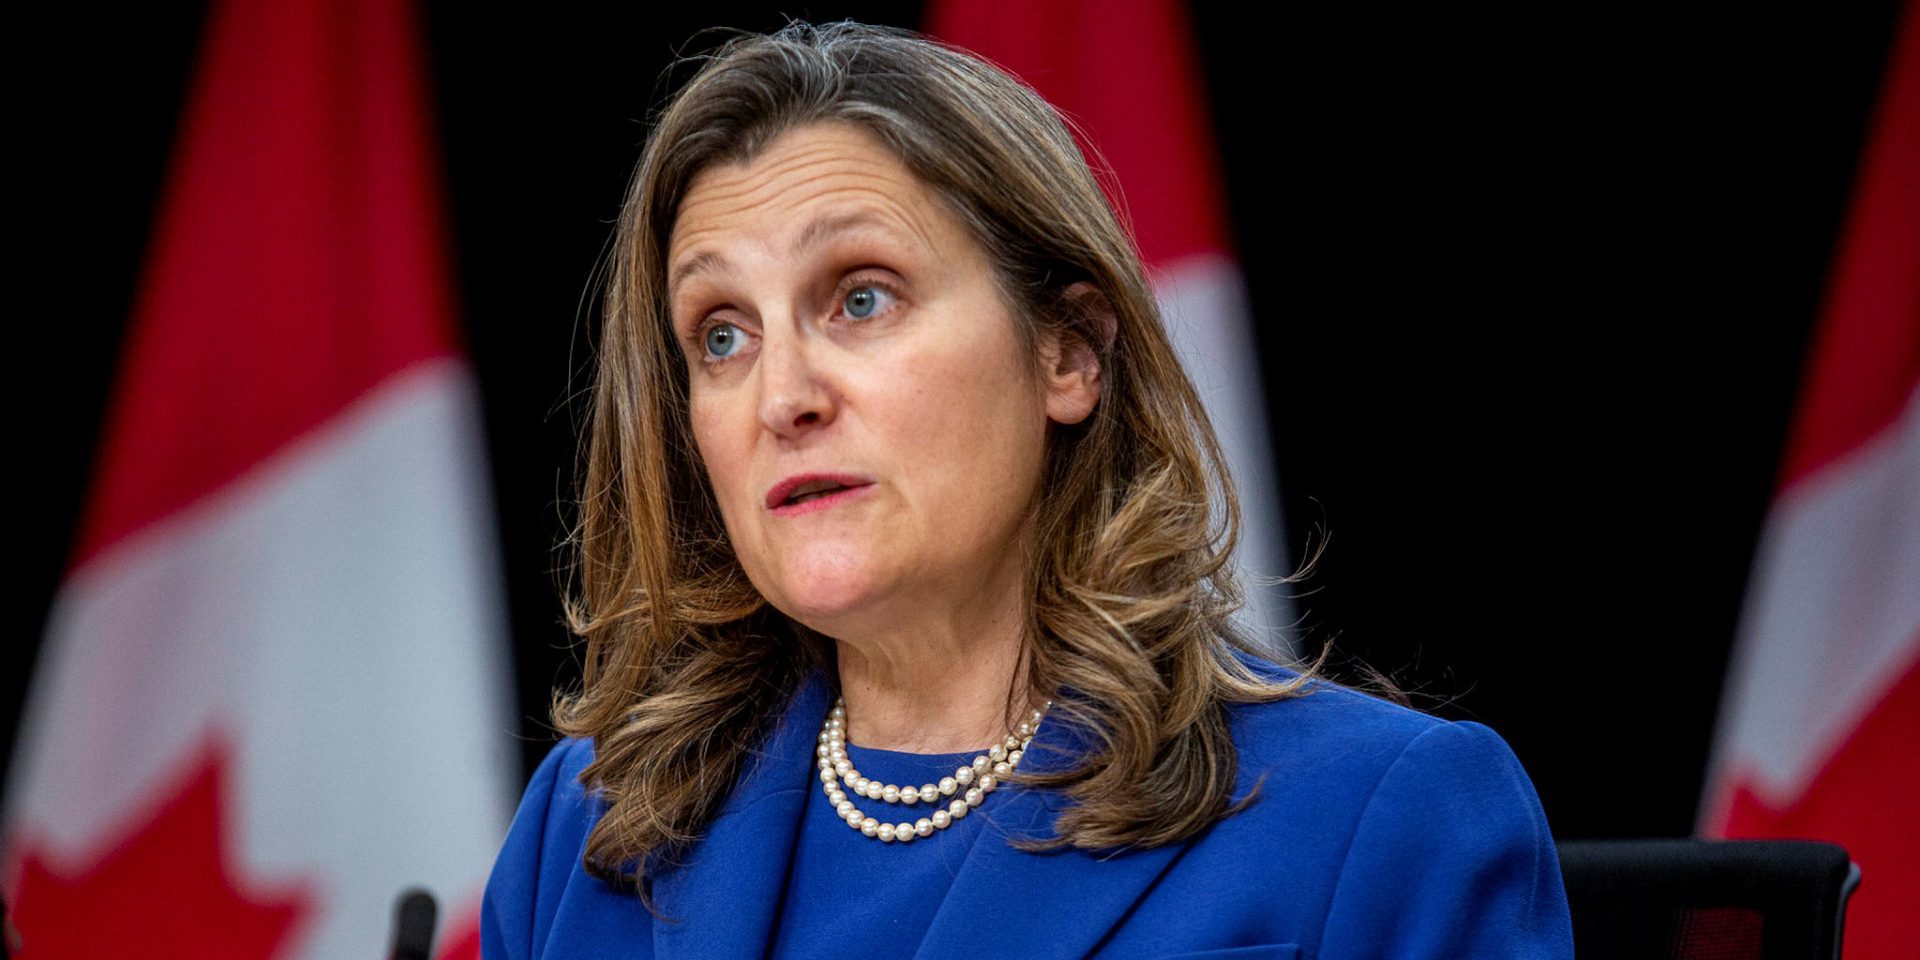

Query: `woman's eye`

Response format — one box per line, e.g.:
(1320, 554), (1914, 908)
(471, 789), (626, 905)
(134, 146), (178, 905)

(703, 322), (745, 360)
(842, 284), (895, 320)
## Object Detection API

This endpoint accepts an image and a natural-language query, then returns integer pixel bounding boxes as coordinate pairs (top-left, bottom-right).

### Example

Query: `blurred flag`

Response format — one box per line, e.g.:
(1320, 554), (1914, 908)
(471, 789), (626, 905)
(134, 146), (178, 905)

(1, 0), (516, 956)
(1699, 3), (1919, 957)
(925, 0), (1297, 653)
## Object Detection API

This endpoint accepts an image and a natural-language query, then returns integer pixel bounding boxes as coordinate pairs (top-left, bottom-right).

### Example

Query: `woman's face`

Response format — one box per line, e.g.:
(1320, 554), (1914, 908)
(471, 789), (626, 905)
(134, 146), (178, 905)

(665, 121), (1096, 639)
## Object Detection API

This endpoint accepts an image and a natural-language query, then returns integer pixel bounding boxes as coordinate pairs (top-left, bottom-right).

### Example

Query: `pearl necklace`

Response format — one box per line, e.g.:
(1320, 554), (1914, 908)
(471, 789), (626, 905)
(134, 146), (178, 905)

(815, 695), (1052, 844)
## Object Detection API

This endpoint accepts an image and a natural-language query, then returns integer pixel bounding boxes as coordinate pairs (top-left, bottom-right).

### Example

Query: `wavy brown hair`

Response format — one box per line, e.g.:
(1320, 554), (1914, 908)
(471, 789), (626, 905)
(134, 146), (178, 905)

(555, 19), (1331, 911)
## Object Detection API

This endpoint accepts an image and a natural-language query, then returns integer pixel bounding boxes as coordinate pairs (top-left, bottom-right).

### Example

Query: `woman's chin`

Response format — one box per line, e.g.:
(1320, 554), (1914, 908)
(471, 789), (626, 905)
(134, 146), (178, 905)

(764, 559), (893, 632)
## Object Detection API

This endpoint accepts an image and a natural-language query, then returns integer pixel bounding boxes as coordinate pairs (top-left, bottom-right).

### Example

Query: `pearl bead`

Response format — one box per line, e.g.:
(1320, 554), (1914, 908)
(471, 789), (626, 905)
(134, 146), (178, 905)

(820, 694), (1049, 846)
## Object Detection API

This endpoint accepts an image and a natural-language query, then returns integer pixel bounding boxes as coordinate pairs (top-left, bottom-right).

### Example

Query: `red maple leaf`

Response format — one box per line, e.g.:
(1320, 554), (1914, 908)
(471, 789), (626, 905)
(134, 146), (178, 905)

(8, 735), (318, 959)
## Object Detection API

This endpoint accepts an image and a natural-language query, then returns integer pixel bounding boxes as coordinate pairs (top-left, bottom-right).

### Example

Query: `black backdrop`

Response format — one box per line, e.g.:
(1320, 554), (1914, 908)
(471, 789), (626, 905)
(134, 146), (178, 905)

(11, 1), (1906, 844)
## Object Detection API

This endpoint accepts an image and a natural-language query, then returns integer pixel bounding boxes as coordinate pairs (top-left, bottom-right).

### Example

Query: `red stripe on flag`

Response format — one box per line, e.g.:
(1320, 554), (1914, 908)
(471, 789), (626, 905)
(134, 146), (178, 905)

(1701, 6), (1920, 957)
(71, 0), (464, 572)
(1776, 2), (1920, 494)
(924, 0), (1232, 270)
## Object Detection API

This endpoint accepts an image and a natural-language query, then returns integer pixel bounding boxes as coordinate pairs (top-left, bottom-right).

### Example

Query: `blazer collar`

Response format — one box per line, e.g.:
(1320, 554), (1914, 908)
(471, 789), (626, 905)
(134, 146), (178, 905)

(651, 663), (1199, 960)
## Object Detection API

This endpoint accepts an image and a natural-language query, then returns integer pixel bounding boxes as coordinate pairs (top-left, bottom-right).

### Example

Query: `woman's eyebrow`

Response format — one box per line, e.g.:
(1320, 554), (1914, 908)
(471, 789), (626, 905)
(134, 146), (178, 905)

(790, 208), (924, 259)
(668, 208), (924, 301)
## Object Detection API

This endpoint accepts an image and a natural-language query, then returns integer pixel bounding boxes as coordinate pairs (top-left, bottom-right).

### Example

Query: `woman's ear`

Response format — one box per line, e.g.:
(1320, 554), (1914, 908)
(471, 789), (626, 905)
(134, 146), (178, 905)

(1039, 281), (1114, 426)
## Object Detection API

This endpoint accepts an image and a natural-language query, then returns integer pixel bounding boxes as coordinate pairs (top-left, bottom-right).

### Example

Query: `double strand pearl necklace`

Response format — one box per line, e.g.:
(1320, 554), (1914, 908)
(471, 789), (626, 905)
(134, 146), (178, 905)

(815, 695), (1052, 844)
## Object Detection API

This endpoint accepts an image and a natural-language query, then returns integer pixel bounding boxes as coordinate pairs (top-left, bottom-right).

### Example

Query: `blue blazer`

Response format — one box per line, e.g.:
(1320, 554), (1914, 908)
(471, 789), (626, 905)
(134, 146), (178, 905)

(482, 650), (1574, 959)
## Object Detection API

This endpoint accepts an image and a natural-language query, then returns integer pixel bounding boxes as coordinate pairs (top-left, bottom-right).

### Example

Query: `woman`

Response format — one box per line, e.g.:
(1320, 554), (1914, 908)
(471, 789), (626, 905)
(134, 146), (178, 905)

(483, 19), (1574, 960)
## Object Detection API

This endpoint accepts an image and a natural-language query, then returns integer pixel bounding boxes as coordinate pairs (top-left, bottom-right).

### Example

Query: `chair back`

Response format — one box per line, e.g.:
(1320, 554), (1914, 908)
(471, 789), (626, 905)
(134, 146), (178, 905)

(1557, 838), (1859, 960)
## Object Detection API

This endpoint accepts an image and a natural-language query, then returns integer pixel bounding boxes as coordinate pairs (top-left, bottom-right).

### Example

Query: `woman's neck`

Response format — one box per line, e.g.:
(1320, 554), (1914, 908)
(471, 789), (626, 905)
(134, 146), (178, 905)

(831, 605), (1035, 754)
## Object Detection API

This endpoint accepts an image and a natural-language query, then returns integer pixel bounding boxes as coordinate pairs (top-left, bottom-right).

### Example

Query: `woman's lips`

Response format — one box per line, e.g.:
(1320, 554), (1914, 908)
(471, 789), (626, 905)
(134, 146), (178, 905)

(766, 472), (876, 510)
(768, 481), (875, 517)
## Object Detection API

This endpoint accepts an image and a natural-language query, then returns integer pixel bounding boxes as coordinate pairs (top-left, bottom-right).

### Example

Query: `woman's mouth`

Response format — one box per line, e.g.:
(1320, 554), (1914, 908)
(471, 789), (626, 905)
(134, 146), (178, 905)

(767, 474), (877, 516)
(771, 482), (874, 517)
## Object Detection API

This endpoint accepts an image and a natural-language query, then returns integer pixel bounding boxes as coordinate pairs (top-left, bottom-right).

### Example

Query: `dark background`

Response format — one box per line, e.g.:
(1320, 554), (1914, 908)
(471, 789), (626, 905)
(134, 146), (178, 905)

(12, 1), (1906, 844)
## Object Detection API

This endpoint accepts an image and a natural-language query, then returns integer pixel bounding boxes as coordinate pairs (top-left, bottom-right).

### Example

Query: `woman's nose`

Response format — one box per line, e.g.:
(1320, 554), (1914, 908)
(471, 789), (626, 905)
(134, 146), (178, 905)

(756, 332), (836, 438)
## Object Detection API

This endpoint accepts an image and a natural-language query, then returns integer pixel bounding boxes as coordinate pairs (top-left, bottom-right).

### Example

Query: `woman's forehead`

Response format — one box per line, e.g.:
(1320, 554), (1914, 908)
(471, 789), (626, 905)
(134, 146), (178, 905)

(664, 123), (967, 294)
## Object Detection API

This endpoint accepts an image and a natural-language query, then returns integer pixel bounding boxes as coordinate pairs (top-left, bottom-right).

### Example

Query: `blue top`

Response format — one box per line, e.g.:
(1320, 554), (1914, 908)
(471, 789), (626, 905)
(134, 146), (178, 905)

(481, 649), (1576, 960)
(767, 742), (992, 958)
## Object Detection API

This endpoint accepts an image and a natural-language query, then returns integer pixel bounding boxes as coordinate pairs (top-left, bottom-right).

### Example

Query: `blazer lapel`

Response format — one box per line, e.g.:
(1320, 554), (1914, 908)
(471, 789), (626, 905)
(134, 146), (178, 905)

(913, 708), (1200, 960)
(651, 664), (831, 960)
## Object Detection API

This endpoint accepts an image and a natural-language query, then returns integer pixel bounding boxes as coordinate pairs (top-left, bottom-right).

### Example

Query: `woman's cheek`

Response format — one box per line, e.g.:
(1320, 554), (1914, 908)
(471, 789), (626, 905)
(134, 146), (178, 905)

(689, 412), (751, 542)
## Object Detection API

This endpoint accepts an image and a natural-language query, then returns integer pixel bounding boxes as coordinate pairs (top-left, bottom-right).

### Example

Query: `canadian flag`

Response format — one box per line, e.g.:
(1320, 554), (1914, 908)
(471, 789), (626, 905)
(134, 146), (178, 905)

(1697, 3), (1920, 958)
(1, 0), (517, 956)
(925, 0), (1297, 651)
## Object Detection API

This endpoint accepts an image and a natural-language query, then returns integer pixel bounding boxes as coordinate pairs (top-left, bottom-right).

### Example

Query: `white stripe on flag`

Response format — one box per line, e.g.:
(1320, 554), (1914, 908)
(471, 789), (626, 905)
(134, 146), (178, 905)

(1155, 253), (1297, 658)
(6, 358), (516, 958)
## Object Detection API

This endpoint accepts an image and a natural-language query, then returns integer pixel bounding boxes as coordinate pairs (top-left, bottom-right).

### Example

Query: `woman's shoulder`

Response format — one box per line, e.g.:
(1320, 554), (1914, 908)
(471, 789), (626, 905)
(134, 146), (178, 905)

(1222, 644), (1447, 747)
(1213, 646), (1574, 957)
(508, 735), (602, 817)
(481, 736), (605, 959)
(520, 735), (607, 842)
(492, 734), (606, 861)
(1216, 645), (1545, 818)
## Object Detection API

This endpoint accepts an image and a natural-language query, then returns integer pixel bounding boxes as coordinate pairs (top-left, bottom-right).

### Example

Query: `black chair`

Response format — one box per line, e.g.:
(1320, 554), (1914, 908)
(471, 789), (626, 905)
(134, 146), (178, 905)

(1557, 839), (1860, 960)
